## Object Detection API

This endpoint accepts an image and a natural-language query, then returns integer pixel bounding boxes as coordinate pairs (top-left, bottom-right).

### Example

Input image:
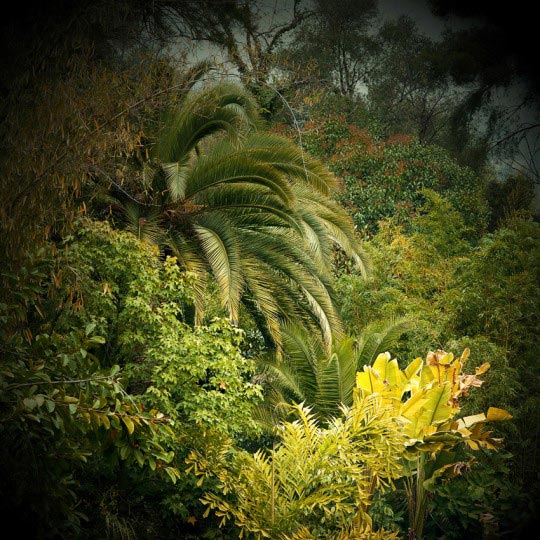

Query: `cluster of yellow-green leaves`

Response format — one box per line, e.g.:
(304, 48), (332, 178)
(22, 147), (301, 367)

(188, 348), (510, 539)
(0, 219), (262, 532)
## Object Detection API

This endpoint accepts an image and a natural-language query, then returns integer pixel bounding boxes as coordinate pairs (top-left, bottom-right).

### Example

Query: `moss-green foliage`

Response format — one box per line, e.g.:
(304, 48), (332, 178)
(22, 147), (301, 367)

(0, 219), (262, 537)
(442, 216), (540, 521)
(292, 116), (489, 236)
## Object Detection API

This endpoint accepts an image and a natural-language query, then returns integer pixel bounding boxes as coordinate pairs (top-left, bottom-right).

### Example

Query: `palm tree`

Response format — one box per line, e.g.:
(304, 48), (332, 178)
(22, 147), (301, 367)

(256, 317), (414, 427)
(96, 80), (367, 351)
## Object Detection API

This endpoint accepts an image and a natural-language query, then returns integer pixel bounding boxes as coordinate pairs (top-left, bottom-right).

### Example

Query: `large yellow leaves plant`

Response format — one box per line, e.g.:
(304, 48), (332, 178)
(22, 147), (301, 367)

(355, 349), (512, 539)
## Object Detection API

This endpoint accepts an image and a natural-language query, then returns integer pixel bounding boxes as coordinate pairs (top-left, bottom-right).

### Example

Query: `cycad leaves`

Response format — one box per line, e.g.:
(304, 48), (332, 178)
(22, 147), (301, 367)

(258, 318), (412, 425)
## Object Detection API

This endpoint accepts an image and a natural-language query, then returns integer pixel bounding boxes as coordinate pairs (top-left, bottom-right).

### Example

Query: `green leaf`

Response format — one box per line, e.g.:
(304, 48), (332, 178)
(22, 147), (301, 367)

(119, 444), (130, 460)
(164, 467), (178, 484)
(85, 322), (96, 336)
(23, 397), (36, 410)
(110, 365), (120, 377)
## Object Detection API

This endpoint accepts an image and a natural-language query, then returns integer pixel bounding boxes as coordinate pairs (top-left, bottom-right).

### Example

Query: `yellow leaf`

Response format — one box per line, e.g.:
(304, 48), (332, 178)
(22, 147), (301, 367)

(475, 362), (491, 376)
(122, 416), (135, 434)
(486, 407), (513, 421)
(456, 424), (472, 438)
(372, 352), (392, 374)
(460, 413), (487, 428)
(439, 352), (454, 365)
(466, 440), (480, 451)
(404, 357), (423, 380)
(400, 390), (428, 420)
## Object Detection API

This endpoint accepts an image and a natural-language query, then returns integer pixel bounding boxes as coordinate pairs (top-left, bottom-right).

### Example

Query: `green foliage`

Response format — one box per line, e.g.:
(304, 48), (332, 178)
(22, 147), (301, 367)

(0, 219), (264, 537)
(143, 317), (262, 437)
(335, 192), (468, 362)
(421, 450), (518, 540)
(188, 401), (404, 539)
(442, 215), (540, 513)
(296, 117), (489, 236)
(192, 345), (510, 540)
(4, 5), (538, 539)
(485, 175), (536, 231)
(0, 243), (177, 536)
(445, 216), (540, 362)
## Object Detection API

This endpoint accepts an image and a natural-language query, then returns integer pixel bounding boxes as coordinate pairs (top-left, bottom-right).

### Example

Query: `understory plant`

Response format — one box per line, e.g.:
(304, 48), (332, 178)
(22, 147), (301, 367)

(187, 399), (405, 539)
(354, 350), (512, 539)
(188, 346), (511, 539)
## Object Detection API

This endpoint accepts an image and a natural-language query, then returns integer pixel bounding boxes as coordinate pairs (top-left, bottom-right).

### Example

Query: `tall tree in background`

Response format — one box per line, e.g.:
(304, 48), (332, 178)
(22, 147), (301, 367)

(171, 0), (316, 85)
(285, 0), (379, 97)
(367, 17), (459, 144)
(430, 0), (540, 181)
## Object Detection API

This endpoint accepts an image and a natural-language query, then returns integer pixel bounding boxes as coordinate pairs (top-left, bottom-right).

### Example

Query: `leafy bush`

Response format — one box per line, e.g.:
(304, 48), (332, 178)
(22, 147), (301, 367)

(0, 219), (263, 537)
(285, 116), (489, 236)
(189, 401), (404, 539)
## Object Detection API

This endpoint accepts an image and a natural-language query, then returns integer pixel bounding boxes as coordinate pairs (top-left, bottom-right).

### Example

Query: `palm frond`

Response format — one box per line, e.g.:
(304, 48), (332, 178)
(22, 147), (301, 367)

(295, 184), (371, 276)
(167, 231), (209, 324)
(355, 317), (415, 369)
(242, 133), (337, 195)
(156, 82), (261, 162)
(193, 213), (243, 323)
(186, 148), (295, 204)
(91, 80), (360, 352)
(123, 203), (164, 246)
(162, 160), (190, 200)
(195, 183), (303, 233)
(256, 317), (412, 429)
(331, 336), (358, 408)
(239, 228), (342, 346)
